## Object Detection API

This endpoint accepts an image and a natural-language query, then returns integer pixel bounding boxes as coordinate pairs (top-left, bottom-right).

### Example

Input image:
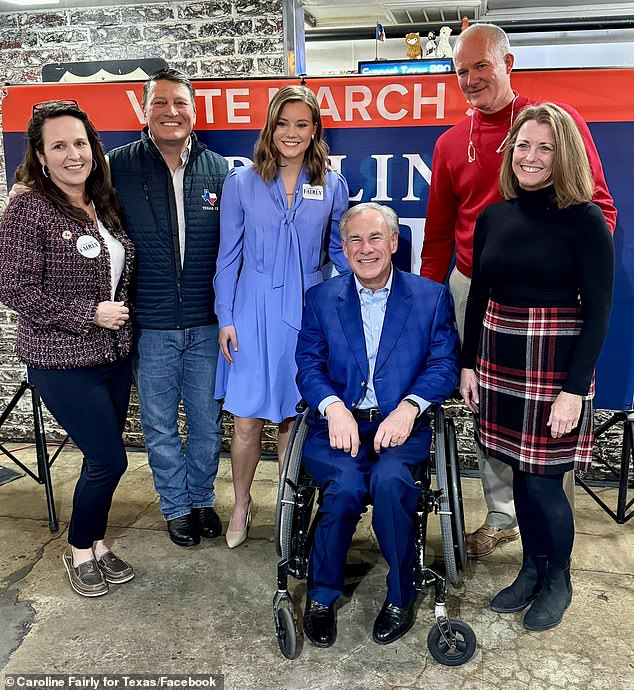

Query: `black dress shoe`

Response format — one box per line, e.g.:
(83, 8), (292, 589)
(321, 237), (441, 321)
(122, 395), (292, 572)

(372, 600), (416, 645)
(191, 506), (222, 539)
(167, 514), (200, 547)
(303, 597), (336, 648)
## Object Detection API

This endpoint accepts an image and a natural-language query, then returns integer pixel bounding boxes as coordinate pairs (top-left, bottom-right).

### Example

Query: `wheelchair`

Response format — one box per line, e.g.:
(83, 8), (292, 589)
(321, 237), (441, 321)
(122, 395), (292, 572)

(272, 403), (477, 666)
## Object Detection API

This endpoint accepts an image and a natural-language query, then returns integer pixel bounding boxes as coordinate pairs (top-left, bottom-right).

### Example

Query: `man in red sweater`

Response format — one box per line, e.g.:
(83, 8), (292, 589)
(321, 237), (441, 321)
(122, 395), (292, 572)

(421, 23), (617, 558)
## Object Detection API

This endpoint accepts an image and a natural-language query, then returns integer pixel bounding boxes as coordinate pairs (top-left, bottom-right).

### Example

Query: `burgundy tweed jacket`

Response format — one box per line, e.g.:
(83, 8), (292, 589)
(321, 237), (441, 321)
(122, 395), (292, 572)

(0, 191), (135, 369)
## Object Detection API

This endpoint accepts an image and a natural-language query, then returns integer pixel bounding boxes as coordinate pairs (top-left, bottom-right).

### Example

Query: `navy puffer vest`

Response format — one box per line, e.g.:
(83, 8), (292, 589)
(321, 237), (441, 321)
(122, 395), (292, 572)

(109, 129), (228, 329)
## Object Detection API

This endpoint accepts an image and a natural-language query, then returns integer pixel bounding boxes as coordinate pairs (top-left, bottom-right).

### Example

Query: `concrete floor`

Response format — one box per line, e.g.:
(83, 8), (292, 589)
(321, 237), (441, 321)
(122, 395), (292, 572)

(0, 445), (633, 690)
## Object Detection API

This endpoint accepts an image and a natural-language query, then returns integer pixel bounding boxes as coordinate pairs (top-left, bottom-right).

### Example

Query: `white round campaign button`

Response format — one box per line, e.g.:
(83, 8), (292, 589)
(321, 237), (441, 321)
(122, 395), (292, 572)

(76, 235), (101, 258)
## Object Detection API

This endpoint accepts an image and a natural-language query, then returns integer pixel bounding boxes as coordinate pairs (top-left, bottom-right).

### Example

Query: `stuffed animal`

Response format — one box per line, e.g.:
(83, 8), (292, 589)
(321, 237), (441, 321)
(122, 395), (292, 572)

(405, 32), (422, 59)
(424, 31), (436, 58)
(435, 26), (453, 58)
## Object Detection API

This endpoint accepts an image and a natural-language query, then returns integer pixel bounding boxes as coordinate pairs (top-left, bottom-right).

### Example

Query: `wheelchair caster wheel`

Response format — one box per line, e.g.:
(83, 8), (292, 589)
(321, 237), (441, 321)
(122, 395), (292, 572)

(276, 607), (299, 659)
(427, 618), (476, 666)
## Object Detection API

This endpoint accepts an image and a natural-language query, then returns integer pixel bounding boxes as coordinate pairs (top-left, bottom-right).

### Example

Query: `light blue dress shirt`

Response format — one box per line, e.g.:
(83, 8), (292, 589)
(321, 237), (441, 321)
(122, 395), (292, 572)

(318, 269), (430, 417)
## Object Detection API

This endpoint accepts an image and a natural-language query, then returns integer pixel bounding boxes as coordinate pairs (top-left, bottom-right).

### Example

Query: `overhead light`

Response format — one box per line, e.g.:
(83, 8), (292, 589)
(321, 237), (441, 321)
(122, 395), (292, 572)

(3, 1), (61, 6)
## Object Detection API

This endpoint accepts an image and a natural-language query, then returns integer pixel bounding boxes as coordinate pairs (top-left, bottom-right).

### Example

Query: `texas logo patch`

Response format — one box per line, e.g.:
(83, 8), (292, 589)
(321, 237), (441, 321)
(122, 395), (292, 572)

(201, 189), (218, 208)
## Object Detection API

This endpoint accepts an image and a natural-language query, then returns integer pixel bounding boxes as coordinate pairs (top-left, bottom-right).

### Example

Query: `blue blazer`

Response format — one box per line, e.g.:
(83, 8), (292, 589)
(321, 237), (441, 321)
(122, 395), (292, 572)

(296, 267), (459, 419)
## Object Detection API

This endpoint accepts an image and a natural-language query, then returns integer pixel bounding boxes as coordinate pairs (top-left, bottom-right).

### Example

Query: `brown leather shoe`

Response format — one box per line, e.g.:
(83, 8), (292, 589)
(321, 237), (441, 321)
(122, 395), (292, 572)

(466, 523), (519, 558)
(62, 548), (108, 598)
(97, 551), (135, 584)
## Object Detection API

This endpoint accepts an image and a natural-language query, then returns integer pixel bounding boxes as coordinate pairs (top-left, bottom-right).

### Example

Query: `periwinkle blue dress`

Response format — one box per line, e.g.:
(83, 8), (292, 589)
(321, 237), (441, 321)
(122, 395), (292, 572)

(214, 164), (349, 422)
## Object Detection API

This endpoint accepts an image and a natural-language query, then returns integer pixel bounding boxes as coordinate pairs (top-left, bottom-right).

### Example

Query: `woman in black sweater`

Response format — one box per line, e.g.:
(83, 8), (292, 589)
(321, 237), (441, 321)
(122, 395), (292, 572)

(460, 103), (614, 631)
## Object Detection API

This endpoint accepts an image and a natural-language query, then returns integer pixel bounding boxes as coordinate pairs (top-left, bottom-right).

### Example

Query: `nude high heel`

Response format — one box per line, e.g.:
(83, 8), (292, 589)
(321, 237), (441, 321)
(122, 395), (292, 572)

(225, 498), (254, 549)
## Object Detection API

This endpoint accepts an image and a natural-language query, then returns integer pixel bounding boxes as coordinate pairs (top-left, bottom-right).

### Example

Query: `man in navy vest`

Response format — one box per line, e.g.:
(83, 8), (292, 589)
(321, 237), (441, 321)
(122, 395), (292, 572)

(296, 203), (459, 647)
(109, 69), (228, 547)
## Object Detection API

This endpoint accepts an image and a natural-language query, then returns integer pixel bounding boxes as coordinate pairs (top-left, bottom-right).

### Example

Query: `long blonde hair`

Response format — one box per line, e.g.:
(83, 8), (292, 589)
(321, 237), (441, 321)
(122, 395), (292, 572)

(253, 85), (329, 186)
(499, 103), (594, 208)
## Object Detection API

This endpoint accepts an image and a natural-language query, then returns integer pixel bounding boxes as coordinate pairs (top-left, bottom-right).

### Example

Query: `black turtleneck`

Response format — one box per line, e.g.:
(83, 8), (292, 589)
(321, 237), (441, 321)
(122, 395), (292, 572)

(462, 186), (614, 396)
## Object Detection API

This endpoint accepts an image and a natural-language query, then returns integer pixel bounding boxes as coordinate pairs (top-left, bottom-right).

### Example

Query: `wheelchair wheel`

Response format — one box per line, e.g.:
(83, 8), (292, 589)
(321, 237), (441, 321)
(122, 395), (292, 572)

(426, 619), (477, 666)
(276, 607), (299, 660)
(446, 419), (468, 572)
(275, 408), (310, 559)
(434, 410), (460, 586)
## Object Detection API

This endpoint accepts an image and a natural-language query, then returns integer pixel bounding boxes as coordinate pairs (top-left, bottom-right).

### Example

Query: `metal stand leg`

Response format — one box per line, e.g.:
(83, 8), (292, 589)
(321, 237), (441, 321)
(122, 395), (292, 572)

(576, 411), (634, 524)
(0, 381), (28, 428)
(31, 385), (59, 532)
(0, 380), (69, 532)
(616, 417), (634, 523)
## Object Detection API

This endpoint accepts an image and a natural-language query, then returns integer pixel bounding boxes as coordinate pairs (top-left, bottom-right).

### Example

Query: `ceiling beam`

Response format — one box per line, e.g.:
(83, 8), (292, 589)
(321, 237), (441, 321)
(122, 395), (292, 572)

(305, 15), (634, 41)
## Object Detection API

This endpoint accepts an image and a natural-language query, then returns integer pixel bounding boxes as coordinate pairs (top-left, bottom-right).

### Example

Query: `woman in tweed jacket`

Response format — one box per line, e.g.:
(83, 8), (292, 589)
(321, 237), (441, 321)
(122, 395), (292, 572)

(0, 102), (136, 598)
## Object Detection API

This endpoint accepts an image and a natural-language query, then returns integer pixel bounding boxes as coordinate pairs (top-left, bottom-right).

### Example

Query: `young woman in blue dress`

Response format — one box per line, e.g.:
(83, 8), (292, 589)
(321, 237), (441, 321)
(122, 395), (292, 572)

(214, 86), (349, 548)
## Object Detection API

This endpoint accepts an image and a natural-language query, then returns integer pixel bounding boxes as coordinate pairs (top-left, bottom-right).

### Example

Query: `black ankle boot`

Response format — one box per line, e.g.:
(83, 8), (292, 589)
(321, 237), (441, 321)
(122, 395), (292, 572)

(523, 562), (572, 631)
(490, 555), (547, 613)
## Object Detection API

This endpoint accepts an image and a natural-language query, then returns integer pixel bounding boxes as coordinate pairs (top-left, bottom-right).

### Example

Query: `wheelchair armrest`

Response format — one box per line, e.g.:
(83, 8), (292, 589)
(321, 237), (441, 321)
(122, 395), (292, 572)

(427, 404), (447, 432)
(425, 403), (442, 423)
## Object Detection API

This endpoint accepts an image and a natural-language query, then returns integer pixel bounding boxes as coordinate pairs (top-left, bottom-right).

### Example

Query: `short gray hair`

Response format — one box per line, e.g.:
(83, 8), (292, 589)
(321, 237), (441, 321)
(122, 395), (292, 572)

(454, 23), (511, 62)
(340, 202), (400, 241)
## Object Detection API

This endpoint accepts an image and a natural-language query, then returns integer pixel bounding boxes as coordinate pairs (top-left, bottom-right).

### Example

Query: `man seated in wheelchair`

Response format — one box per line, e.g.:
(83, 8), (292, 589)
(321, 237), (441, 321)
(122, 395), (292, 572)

(295, 202), (459, 648)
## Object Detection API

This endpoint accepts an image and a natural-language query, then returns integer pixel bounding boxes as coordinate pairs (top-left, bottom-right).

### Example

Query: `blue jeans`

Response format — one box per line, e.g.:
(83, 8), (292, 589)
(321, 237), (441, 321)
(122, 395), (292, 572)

(134, 325), (223, 521)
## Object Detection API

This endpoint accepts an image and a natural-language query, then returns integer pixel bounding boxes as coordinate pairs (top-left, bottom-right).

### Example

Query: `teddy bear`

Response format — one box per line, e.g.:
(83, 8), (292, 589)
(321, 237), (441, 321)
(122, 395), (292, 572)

(435, 25), (453, 58)
(405, 32), (422, 59)
(424, 31), (436, 58)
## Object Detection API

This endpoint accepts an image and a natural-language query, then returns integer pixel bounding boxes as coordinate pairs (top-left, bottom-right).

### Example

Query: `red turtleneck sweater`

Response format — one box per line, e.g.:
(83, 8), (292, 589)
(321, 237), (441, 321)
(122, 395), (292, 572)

(421, 95), (617, 283)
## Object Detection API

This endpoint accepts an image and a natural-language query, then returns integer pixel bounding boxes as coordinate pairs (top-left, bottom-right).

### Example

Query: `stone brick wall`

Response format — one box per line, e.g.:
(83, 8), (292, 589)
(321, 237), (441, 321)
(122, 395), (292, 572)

(0, 0), (283, 447)
(0, 1), (284, 87)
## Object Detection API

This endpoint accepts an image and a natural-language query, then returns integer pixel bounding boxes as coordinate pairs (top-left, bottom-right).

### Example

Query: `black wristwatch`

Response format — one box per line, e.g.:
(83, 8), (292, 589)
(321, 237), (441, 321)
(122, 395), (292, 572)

(404, 398), (421, 416)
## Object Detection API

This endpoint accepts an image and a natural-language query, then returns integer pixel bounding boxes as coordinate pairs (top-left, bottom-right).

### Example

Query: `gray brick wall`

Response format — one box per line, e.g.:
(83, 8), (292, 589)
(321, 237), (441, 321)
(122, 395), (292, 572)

(0, 0), (284, 447)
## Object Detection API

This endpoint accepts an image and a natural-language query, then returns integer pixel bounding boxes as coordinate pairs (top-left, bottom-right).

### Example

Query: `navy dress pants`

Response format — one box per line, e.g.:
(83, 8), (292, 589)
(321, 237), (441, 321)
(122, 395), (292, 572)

(303, 415), (431, 608)
(28, 356), (132, 549)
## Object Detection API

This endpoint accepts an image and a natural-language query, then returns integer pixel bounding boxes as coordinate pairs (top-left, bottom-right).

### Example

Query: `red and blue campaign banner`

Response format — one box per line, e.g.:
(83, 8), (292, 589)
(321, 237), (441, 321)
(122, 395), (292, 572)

(2, 69), (634, 409)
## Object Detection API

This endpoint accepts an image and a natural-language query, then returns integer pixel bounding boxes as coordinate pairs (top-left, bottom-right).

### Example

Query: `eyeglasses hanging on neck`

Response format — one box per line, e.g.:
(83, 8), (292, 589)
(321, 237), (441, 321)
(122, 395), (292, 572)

(467, 93), (519, 164)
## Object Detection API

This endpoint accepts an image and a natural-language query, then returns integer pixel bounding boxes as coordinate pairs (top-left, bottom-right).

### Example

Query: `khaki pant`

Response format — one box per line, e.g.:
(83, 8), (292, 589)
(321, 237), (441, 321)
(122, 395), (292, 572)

(449, 266), (575, 527)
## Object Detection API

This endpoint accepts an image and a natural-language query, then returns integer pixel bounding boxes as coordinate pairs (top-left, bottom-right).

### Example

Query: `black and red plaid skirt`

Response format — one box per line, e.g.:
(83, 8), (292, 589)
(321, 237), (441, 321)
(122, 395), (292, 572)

(475, 300), (594, 475)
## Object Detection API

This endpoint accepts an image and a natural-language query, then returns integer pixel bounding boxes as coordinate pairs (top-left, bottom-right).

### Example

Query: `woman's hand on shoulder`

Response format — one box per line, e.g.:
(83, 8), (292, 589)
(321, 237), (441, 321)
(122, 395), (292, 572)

(93, 301), (129, 330)
(460, 368), (479, 413)
(547, 391), (582, 438)
(219, 325), (238, 364)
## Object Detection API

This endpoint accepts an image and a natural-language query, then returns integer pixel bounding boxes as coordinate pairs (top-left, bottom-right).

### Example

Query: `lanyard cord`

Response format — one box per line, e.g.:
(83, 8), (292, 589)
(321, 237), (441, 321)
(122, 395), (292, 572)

(467, 93), (519, 163)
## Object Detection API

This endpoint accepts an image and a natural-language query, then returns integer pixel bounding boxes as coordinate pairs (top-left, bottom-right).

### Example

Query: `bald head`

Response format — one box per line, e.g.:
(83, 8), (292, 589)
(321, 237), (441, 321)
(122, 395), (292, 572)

(453, 23), (515, 114)
(454, 23), (511, 63)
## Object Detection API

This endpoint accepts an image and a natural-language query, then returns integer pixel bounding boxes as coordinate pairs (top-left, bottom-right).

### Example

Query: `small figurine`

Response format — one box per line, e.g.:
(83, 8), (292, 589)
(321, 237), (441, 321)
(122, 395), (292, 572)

(461, 16), (470, 33)
(435, 25), (453, 59)
(424, 31), (437, 58)
(405, 32), (422, 59)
